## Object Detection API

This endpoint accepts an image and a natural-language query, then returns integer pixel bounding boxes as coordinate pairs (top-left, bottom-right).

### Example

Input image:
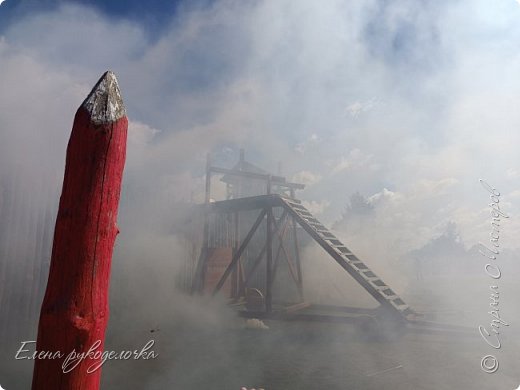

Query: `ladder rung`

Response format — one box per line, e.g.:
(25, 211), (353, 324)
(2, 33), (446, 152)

(332, 247), (349, 256)
(371, 279), (387, 287)
(310, 224), (327, 230)
(316, 228), (332, 233)
(391, 297), (406, 306)
(319, 232), (335, 238)
(351, 261), (369, 270)
(380, 288), (396, 297)
(313, 225), (327, 230)
(282, 197), (302, 204)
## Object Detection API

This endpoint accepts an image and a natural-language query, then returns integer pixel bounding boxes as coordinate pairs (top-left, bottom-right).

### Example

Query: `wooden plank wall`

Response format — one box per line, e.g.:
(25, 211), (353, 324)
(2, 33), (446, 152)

(0, 169), (60, 345)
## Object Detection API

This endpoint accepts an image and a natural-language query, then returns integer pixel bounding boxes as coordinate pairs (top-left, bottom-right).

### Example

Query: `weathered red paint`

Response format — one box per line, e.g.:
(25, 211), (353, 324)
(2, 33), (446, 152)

(32, 71), (127, 390)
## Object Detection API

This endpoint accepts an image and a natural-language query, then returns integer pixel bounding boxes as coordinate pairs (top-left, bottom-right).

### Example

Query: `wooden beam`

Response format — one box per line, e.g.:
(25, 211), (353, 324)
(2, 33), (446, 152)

(32, 71), (127, 390)
(284, 302), (311, 313)
(209, 166), (305, 190)
(241, 211), (288, 290)
(212, 209), (267, 295)
(270, 216), (291, 284)
(279, 239), (299, 286)
(207, 194), (288, 213)
(290, 189), (304, 301)
(265, 208), (273, 313)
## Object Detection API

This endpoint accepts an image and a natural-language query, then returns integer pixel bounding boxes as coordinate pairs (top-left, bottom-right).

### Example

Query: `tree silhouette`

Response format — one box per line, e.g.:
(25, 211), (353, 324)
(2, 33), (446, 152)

(333, 192), (373, 229)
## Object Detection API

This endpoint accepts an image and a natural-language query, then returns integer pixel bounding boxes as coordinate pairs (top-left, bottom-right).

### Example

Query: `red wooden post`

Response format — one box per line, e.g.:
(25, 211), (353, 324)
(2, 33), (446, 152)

(32, 71), (128, 390)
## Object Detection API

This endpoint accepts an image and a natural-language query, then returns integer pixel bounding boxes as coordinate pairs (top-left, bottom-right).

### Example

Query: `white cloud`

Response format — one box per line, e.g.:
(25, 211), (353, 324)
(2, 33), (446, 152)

(292, 170), (322, 186)
(128, 121), (161, 146)
(411, 178), (459, 198)
(1, 0), (520, 273)
(507, 168), (520, 179)
(301, 200), (330, 216)
(328, 149), (377, 175)
(368, 188), (402, 205)
(345, 98), (380, 117)
(295, 133), (321, 154)
(508, 189), (520, 199)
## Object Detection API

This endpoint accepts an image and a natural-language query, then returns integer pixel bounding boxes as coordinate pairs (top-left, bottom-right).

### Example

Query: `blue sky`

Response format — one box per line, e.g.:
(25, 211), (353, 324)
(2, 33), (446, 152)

(1, 0), (519, 261)
(0, 0), (191, 37)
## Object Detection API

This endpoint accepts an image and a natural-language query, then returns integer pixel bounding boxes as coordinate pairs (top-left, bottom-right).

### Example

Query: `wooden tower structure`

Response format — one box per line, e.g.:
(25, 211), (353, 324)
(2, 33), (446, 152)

(192, 151), (415, 326)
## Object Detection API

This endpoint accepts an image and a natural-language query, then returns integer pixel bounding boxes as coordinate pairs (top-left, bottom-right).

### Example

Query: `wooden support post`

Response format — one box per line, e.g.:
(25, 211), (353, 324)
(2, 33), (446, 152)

(233, 211), (244, 299)
(191, 248), (207, 294)
(265, 207), (273, 313)
(290, 189), (304, 301)
(231, 247), (237, 298)
(32, 71), (127, 390)
(230, 212), (238, 299)
(293, 216), (304, 302)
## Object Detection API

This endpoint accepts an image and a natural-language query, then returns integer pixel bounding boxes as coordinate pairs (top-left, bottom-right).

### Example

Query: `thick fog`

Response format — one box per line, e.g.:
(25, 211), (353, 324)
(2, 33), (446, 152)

(1, 1), (519, 389)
